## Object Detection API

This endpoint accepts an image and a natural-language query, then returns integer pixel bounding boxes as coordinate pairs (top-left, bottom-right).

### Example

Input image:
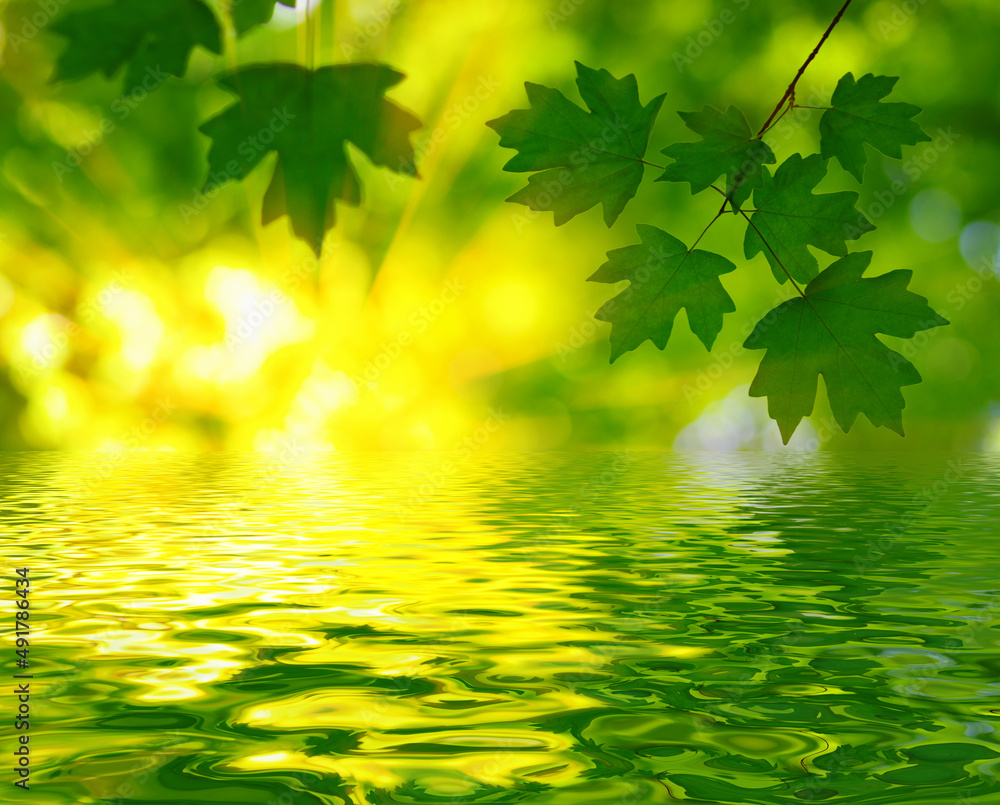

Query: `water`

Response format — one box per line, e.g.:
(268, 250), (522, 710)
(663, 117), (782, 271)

(4, 452), (999, 804)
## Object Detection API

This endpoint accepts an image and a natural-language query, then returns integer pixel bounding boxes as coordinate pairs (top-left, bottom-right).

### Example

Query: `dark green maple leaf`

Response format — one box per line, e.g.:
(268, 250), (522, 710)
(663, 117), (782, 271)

(820, 72), (931, 182)
(199, 63), (421, 254)
(744, 251), (948, 443)
(744, 153), (875, 284)
(231, 0), (296, 36)
(50, 0), (222, 93)
(657, 105), (775, 212)
(486, 62), (665, 227)
(589, 224), (736, 360)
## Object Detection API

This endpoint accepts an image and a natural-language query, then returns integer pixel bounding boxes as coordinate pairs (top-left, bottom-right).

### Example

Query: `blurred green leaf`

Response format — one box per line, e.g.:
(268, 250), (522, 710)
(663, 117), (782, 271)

(50, 0), (222, 93)
(744, 251), (948, 442)
(199, 63), (421, 254)
(820, 73), (931, 182)
(657, 105), (775, 213)
(743, 153), (875, 284)
(589, 224), (736, 360)
(487, 61), (665, 226)
(231, 0), (296, 36)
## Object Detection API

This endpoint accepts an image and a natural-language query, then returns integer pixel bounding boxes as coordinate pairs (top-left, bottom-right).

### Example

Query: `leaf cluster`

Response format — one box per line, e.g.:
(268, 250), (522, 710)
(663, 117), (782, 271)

(488, 63), (944, 442)
(48, 0), (422, 254)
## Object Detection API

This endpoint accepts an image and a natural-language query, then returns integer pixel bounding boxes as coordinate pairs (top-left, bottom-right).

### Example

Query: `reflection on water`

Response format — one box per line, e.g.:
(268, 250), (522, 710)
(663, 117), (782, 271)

(3, 452), (999, 804)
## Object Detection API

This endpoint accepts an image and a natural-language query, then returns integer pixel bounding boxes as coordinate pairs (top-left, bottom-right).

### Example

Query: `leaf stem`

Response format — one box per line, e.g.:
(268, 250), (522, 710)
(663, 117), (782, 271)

(764, 102), (793, 134)
(691, 0), (856, 296)
(710, 183), (805, 298)
(756, 0), (854, 138)
(306, 0), (315, 69)
(690, 208), (725, 253)
(649, 3), (852, 324)
(739, 210), (808, 300)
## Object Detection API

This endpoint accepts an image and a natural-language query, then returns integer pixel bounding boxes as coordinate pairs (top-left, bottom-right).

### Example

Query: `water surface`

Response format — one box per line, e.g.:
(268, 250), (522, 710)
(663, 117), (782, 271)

(4, 452), (999, 804)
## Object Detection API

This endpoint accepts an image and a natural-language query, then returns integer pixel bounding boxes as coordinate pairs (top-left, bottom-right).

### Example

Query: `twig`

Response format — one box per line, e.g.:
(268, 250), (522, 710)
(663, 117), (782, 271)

(687, 0), (857, 292)
(756, 0), (854, 138)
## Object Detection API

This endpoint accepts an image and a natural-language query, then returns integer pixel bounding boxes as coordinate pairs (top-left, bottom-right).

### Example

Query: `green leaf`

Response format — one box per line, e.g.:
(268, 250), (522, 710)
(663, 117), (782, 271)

(744, 153), (875, 284)
(50, 0), (222, 93)
(486, 62), (665, 227)
(744, 251), (948, 443)
(657, 105), (775, 212)
(199, 63), (421, 254)
(820, 73), (932, 182)
(231, 0), (296, 36)
(589, 224), (736, 361)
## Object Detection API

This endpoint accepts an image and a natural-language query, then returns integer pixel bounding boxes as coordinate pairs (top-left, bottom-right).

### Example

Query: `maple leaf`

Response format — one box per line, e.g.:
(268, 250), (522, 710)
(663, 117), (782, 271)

(820, 73), (931, 182)
(589, 224), (736, 360)
(199, 63), (421, 254)
(231, 0), (296, 36)
(657, 105), (775, 212)
(744, 153), (875, 284)
(744, 251), (948, 443)
(50, 0), (222, 93)
(486, 62), (665, 227)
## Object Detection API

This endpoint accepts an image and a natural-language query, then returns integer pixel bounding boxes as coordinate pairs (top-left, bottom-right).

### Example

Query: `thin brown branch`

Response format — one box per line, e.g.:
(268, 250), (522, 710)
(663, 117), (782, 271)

(756, 0), (854, 138)
(663, 3), (856, 303)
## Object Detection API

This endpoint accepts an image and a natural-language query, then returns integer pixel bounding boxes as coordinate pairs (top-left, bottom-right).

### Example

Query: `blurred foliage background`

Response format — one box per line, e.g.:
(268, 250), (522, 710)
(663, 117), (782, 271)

(0, 0), (997, 452)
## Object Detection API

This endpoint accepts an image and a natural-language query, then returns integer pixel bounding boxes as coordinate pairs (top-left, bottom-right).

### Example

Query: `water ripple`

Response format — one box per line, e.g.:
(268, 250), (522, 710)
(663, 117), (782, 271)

(2, 452), (999, 803)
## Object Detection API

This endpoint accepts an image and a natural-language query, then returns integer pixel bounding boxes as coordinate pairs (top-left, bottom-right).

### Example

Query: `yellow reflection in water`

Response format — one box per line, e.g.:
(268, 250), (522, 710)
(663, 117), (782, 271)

(27, 454), (721, 800)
